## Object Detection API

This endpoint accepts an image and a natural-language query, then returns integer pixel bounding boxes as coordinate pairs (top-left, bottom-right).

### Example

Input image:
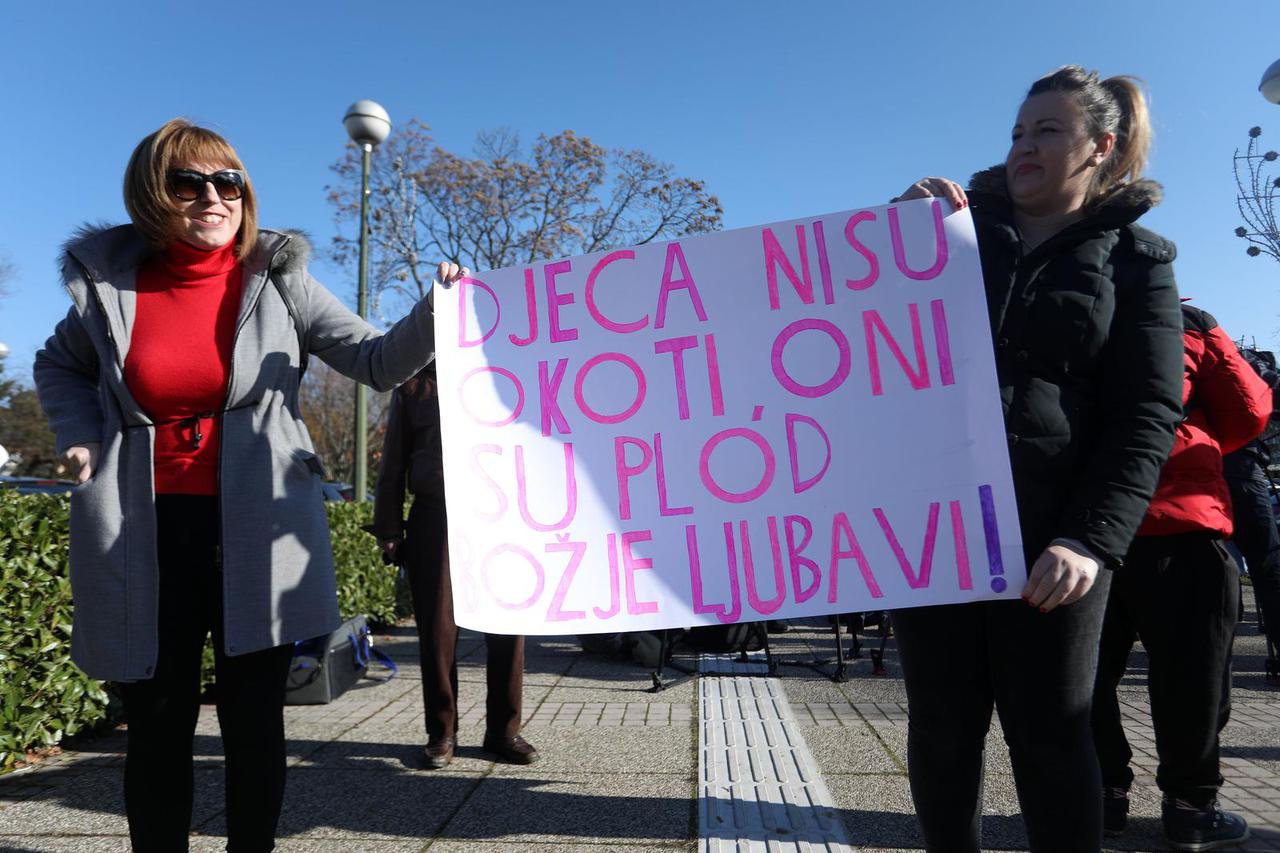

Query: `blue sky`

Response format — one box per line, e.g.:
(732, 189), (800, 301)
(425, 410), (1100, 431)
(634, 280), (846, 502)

(2, 1), (1274, 379)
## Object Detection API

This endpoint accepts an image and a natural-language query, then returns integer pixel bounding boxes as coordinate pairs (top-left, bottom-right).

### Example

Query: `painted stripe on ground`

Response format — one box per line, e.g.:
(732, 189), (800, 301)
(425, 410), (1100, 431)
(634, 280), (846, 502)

(698, 674), (854, 853)
(698, 651), (771, 676)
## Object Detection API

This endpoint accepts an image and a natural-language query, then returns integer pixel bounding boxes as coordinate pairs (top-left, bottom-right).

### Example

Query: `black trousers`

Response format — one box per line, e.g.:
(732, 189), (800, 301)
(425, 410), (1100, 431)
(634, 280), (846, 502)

(119, 495), (295, 853)
(402, 498), (524, 743)
(892, 571), (1112, 852)
(1091, 533), (1238, 807)
(1226, 467), (1280, 651)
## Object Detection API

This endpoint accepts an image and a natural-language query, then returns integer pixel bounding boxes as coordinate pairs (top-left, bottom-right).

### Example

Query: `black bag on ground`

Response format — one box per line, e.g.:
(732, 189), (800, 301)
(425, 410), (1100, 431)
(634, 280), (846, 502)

(285, 614), (397, 705)
(683, 623), (764, 654)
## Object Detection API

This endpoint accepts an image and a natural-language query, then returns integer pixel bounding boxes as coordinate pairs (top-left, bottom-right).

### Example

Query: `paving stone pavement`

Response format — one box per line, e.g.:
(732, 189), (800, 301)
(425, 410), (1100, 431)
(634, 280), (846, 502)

(3, 588), (1280, 851)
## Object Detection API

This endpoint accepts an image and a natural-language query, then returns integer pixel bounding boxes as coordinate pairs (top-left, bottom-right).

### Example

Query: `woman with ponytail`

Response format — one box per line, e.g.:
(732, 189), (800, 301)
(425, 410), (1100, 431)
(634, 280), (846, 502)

(889, 67), (1185, 850)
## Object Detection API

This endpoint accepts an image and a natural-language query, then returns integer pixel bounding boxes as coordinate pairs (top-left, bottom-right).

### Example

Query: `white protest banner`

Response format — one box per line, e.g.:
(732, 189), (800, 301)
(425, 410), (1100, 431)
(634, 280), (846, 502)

(433, 200), (1025, 635)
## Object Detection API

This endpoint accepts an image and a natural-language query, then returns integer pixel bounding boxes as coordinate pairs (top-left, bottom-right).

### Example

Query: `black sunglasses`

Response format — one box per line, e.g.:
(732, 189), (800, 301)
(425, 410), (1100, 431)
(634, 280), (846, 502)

(166, 168), (247, 202)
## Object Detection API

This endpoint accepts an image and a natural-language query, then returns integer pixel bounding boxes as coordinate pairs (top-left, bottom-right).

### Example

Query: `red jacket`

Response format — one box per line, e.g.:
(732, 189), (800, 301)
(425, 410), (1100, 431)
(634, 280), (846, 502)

(1138, 304), (1272, 537)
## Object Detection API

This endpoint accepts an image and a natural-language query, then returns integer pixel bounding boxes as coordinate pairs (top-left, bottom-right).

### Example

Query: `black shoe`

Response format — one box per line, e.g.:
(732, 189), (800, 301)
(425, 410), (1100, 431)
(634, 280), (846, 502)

(1103, 786), (1129, 835)
(766, 620), (791, 634)
(1162, 798), (1249, 850)
(1266, 657), (1280, 686)
(483, 734), (540, 765)
(423, 735), (455, 769)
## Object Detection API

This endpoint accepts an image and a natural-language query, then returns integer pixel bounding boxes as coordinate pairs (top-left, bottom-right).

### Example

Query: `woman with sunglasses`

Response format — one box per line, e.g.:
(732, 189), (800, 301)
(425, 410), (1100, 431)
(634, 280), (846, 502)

(34, 118), (465, 852)
(888, 67), (1185, 850)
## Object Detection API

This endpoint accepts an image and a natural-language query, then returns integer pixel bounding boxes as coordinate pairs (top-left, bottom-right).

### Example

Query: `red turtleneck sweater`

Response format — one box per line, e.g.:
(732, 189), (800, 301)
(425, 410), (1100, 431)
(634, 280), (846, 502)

(123, 240), (244, 495)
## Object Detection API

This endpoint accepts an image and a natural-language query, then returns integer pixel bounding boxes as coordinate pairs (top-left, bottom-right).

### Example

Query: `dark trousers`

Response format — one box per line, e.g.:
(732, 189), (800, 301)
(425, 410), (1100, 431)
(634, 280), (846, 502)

(1091, 534), (1238, 807)
(892, 571), (1112, 852)
(119, 495), (294, 853)
(1227, 467), (1280, 651)
(403, 499), (524, 742)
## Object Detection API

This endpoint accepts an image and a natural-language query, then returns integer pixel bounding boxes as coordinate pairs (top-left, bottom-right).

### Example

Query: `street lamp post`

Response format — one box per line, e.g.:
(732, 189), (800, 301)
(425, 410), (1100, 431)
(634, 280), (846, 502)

(342, 100), (392, 502)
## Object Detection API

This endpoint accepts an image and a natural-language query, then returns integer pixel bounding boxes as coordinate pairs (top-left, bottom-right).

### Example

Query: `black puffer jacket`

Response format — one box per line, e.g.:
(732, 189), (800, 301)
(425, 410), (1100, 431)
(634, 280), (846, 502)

(968, 167), (1184, 569)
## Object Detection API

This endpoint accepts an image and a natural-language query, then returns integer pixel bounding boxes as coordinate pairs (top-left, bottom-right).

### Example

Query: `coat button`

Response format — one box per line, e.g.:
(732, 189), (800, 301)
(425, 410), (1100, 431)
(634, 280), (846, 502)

(1007, 433), (1019, 445)
(145, 666), (153, 675)
(998, 337), (1010, 348)
(229, 645), (237, 653)
(1016, 350), (1030, 363)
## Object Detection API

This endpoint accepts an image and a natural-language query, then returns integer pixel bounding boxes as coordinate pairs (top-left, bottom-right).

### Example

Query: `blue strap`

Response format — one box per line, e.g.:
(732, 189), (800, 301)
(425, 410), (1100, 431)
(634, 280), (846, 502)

(366, 646), (399, 682)
(349, 626), (398, 681)
(349, 630), (371, 668)
(363, 626), (398, 681)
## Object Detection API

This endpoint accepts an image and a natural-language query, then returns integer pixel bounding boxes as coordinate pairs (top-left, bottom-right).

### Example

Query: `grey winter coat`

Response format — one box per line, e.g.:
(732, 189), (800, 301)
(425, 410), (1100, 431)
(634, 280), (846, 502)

(34, 224), (435, 682)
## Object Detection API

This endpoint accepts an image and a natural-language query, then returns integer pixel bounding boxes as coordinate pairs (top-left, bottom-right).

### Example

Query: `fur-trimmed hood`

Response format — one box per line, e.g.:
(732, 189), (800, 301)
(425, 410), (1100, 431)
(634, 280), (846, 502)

(967, 164), (1163, 223)
(60, 223), (311, 286)
(36, 216), (436, 682)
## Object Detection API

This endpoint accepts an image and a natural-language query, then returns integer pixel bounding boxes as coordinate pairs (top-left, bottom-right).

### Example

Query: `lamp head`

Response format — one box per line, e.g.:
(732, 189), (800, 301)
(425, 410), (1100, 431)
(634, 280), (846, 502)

(1262, 60), (1280, 105)
(343, 100), (392, 147)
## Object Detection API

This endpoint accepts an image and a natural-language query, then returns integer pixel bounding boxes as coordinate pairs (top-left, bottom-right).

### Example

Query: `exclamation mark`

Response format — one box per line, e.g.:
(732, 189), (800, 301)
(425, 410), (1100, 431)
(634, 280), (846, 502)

(979, 484), (1006, 593)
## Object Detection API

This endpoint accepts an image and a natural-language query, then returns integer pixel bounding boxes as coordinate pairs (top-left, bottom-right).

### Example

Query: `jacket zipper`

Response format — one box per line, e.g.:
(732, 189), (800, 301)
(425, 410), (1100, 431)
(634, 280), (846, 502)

(216, 236), (293, 654)
(175, 410), (217, 450)
(78, 265), (134, 385)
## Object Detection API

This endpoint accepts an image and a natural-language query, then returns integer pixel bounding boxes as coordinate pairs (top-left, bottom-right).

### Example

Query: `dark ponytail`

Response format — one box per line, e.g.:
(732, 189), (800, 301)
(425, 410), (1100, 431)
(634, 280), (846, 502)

(1027, 66), (1152, 204)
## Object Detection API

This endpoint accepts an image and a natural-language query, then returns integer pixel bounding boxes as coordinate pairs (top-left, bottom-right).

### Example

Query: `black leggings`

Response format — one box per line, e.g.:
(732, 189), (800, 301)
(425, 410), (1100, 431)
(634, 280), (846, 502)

(119, 495), (294, 853)
(892, 571), (1112, 852)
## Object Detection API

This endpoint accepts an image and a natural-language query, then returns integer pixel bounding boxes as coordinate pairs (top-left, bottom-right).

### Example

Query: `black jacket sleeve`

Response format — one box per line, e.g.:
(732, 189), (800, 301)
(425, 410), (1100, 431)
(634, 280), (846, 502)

(1054, 243), (1184, 566)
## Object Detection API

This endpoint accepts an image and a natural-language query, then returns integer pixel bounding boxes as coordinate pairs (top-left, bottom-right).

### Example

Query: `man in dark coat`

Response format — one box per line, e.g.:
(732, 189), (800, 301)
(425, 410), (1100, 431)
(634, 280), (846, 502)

(1092, 303), (1272, 846)
(370, 364), (539, 769)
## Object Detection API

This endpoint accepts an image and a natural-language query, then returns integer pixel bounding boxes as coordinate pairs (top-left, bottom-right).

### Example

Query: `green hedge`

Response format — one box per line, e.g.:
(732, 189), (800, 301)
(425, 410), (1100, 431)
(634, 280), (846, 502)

(0, 492), (108, 771)
(0, 493), (399, 772)
(328, 500), (401, 627)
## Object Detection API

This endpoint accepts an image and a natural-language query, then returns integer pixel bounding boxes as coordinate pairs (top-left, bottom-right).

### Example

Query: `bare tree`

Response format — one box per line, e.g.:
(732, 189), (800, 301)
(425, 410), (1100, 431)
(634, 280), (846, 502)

(327, 120), (723, 320)
(0, 255), (12, 301)
(298, 360), (390, 487)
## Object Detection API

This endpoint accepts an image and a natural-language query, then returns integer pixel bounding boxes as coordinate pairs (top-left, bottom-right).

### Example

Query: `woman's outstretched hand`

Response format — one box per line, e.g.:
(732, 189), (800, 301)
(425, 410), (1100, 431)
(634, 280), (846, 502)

(428, 262), (471, 308)
(435, 262), (470, 289)
(893, 177), (968, 210)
